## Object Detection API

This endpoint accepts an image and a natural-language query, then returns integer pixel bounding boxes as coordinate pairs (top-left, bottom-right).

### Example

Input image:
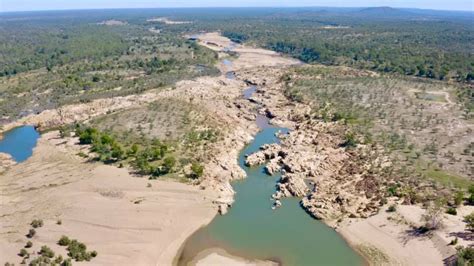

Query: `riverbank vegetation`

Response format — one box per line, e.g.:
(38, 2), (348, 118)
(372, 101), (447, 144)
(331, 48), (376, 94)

(61, 98), (220, 180)
(282, 64), (473, 213)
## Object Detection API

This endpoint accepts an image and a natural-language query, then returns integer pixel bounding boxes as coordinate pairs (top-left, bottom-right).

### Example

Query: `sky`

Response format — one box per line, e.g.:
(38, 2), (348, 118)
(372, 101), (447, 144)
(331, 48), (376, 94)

(1, 0), (473, 12)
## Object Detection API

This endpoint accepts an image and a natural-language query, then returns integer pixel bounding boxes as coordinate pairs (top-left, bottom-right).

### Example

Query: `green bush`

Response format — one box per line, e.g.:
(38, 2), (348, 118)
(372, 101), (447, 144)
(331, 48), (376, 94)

(58, 235), (71, 246)
(61, 258), (73, 266)
(189, 163), (204, 179)
(27, 229), (36, 238)
(25, 241), (33, 248)
(30, 219), (43, 228)
(446, 207), (458, 216)
(450, 237), (458, 245)
(40, 245), (55, 258)
(19, 248), (28, 257)
(54, 255), (64, 264)
(66, 239), (97, 262)
(464, 212), (474, 231)
(78, 127), (99, 145)
(455, 191), (465, 206)
(162, 156), (176, 173)
(341, 132), (358, 148)
(469, 185), (474, 205)
(456, 246), (474, 265)
(387, 204), (397, 212)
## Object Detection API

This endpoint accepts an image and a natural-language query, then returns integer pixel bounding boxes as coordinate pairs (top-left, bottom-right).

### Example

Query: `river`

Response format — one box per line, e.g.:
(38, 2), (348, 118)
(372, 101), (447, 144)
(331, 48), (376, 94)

(177, 79), (362, 265)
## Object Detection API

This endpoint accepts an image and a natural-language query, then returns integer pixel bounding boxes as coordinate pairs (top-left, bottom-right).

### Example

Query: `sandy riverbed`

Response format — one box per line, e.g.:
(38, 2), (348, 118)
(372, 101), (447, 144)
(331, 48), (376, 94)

(0, 131), (217, 265)
(338, 204), (474, 265)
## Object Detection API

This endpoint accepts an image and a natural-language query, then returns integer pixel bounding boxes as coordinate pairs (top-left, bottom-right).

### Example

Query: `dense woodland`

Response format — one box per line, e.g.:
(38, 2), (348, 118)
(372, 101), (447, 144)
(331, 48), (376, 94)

(0, 10), (219, 122)
(190, 8), (474, 83)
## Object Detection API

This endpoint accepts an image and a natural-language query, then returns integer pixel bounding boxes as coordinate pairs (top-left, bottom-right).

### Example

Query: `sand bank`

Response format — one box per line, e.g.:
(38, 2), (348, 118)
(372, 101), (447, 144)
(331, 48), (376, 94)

(338, 204), (474, 265)
(188, 248), (277, 266)
(0, 131), (217, 265)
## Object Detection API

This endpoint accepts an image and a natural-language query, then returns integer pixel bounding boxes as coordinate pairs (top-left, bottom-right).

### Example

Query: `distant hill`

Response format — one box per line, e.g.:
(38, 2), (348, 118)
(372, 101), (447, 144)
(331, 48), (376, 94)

(355, 6), (416, 18)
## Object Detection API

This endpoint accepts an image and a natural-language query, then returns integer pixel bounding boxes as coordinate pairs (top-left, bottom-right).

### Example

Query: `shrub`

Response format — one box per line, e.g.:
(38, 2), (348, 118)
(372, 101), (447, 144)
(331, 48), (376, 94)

(421, 201), (444, 230)
(468, 185), (474, 205)
(28, 256), (52, 265)
(66, 239), (96, 261)
(61, 258), (73, 266)
(78, 127), (99, 145)
(449, 237), (458, 245)
(30, 219), (43, 228)
(387, 204), (397, 212)
(387, 186), (398, 197)
(40, 245), (55, 258)
(341, 132), (358, 148)
(58, 235), (71, 246)
(446, 207), (457, 216)
(27, 229), (36, 238)
(25, 241), (33, 248)
(19, 248), (28, 257)
(189, 163), (204, 179)
(54, 255), (64, 264)
(57, 219), (62, 225)
(162, 156), (176, 173)
(456, 246), (474, 265)
(464, 212), (474, 231)
(455, 191), (465, 206)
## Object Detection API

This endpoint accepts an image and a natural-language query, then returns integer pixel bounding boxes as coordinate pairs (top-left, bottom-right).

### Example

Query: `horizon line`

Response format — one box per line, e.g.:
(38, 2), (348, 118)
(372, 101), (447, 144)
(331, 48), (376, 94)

(1, 6), (473, 14)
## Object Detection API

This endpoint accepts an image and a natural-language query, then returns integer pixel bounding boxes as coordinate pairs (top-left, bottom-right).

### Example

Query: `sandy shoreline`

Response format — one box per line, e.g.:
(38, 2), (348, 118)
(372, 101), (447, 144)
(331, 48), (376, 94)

(0, 131), (218, 265)
(336, 204), (474, 265)
(189, 248), (277, 266)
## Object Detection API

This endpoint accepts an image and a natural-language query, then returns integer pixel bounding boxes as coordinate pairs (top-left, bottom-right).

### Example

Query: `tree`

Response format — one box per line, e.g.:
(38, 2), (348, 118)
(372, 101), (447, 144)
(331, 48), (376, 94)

(78, 128), (99, 145)
(421, 201), (444, 231)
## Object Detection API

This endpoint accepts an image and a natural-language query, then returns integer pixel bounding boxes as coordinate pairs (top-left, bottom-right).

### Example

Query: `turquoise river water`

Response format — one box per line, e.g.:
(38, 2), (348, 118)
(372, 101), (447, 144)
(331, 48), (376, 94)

(177, 125), (363, 265)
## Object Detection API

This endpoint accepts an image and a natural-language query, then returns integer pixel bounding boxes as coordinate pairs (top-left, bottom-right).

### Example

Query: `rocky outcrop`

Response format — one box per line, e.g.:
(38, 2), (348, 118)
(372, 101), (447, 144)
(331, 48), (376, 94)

(244, 143), (282, 167)
(278, 173), (309, 197)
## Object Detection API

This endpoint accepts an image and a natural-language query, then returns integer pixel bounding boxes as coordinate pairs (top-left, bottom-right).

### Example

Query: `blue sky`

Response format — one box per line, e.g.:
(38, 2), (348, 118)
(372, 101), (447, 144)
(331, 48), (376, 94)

(1, 0), (473, 12)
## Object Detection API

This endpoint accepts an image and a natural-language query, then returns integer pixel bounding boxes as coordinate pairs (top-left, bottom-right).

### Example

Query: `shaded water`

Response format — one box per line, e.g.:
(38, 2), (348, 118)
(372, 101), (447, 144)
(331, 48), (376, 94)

(242, 85), (257, 99)
(177, 126), (363, 266)
(0, 125), (40, 162)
